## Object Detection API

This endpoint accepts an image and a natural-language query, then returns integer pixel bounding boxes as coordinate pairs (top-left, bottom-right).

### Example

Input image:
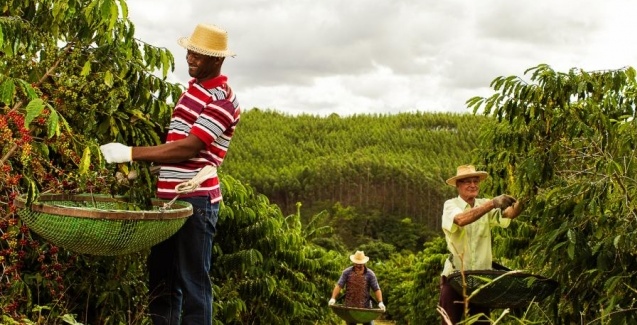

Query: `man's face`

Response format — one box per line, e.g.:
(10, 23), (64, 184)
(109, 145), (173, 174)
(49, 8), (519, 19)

(456, 176), (481, 200)
(353, 263), (365, 271)
(186, 50), (223, 81)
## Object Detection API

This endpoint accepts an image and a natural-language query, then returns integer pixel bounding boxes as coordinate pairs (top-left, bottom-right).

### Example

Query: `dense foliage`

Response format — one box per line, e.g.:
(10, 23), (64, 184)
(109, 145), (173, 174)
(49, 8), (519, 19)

(223, 109), (488, 227)
(223, 110), (489, 253)
(1, 0), (341, 324)
(468, 64), (637, 323)
(1, 0), (179, 323)
(5, 1), (637, 324)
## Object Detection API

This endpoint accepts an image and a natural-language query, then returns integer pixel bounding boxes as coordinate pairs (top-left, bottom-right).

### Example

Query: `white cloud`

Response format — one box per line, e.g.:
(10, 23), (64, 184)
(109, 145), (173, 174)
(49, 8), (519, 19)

(128, 0), (637, 116)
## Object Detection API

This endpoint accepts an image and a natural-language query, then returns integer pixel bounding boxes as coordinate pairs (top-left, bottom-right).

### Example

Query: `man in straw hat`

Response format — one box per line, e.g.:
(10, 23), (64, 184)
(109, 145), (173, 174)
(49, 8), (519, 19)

(99, 23), (240, 324)
(329, 251), (385, 325)
(438, 165), (522, 324)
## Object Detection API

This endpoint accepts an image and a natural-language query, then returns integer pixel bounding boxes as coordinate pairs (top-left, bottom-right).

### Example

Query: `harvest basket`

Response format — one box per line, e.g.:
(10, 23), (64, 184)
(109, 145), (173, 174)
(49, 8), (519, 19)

(447, 270), (558, 309)
(14, 193), (192, 256)
(329, 304), (384, 323)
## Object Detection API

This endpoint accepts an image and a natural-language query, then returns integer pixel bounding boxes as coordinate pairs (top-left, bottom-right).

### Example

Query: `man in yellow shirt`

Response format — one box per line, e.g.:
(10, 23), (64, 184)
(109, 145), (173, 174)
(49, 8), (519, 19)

(438, 165), (521, 324)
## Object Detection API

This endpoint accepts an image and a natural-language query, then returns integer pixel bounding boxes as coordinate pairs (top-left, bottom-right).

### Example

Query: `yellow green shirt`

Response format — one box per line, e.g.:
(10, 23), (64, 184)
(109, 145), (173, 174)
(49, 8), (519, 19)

(441, 196), (510, 276)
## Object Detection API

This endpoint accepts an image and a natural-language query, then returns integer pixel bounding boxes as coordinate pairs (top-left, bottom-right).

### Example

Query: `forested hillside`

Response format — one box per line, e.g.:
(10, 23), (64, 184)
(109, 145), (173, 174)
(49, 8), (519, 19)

(221, 109), (492, 250)
(6, 0), (637, 323)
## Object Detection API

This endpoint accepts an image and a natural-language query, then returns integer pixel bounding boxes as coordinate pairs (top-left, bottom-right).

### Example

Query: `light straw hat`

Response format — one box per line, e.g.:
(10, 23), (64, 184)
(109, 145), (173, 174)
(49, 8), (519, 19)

(177, 24), (235, 57)
(349, 251), (369, 264)
(445, 165), (488, 186)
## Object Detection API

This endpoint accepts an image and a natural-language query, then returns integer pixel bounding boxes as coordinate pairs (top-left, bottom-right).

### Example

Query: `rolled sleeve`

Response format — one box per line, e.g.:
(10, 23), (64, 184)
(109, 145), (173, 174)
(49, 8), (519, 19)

(442, 198), (465, 234)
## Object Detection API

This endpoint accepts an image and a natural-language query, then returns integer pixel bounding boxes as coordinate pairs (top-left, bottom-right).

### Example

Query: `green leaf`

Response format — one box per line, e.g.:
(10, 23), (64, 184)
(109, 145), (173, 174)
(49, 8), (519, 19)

(24, 98), (45, 127)
(47, 109), (60, 138)
(33, 141), (50, 157)
(81, 60), (91, 76)
(119, 0), (129, 18)
(16, 79), (38, 100)
(108, 0), (118, 31)
(78, 147), (91, 175)
(613, 235), (621, 249)
(160, 50), (169, 77)
(0, 77), (16, 104)
(60, 313), (82, 325)
(104, 71), (114, 87)
(25, 176), (38, 207)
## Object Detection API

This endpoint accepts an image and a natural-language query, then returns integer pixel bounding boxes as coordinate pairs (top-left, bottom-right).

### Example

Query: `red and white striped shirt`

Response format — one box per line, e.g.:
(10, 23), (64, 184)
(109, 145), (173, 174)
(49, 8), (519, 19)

(156, 75), (240, 203)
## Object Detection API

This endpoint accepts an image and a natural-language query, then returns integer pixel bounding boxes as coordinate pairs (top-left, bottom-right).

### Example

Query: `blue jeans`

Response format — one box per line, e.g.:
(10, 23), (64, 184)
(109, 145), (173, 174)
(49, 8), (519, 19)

(148, 196), (219, 325)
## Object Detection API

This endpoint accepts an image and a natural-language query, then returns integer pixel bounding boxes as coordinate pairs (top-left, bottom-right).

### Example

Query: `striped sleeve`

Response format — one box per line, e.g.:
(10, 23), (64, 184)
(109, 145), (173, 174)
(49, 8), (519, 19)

(190, 99), (239, 145)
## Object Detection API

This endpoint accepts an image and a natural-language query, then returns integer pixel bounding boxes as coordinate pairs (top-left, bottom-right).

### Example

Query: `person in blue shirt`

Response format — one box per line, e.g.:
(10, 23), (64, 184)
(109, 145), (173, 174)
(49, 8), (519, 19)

(329, 251), (385, 325)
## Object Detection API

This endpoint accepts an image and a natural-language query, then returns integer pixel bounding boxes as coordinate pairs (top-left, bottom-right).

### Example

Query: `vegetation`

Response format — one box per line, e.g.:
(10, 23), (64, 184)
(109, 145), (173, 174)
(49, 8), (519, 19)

(3, 0), (637, 324)
(222, 110), (490, 255)
(1, 0), (178, 323)
(223, 109), (488, 227)
(1, 0), (340, 324)
(468, 64), (637, 324)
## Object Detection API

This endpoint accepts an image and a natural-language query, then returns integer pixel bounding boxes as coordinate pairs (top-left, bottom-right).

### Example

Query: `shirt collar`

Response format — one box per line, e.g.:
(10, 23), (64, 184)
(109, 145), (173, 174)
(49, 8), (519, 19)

(188, 75), (228, 89)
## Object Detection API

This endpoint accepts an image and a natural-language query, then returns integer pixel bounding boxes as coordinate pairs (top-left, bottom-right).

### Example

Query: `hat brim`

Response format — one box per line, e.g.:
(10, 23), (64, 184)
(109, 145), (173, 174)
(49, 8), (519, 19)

(177, 37), (235, 58)
(350, 256), (369, 264)
(446, 172), (488, 186)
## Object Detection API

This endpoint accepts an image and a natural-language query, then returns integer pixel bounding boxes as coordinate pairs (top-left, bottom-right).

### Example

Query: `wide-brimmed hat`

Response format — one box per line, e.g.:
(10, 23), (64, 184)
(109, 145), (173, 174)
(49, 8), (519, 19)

(177, 24), (235, 57)
(446, 165), (488, 186)
(350, 251), (369, 264)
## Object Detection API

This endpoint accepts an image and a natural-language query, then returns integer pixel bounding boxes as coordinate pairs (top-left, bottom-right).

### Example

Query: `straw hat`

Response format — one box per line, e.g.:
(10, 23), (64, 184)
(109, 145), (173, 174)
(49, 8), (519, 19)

(445, 165), (488, 186)
(350, 251), (369, 264)
(177, 24), (235, 57)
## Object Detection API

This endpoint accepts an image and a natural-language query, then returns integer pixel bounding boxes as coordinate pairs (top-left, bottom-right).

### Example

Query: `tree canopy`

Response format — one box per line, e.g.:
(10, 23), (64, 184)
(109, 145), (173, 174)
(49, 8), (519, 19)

(468, 64), (637, 323)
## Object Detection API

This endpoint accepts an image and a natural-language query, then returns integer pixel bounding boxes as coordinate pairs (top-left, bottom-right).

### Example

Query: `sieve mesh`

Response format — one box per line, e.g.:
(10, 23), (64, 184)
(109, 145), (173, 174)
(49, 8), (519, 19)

(14, 194), (192, 256)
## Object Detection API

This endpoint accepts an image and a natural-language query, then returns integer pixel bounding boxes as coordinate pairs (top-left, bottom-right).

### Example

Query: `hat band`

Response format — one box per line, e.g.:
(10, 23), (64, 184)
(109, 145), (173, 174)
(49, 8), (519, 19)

(178, 37), (235, 57)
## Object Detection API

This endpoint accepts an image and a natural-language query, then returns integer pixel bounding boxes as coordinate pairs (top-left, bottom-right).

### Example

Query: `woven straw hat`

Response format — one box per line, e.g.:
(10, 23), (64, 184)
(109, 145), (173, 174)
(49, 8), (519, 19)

(350, 251), (369, 264)
(446, 164), (488, 186)
(177, 24), (235, 57)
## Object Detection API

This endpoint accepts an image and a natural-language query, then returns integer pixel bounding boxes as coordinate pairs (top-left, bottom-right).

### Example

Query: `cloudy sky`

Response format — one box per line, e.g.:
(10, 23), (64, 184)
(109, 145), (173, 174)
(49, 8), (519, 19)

(128, 0), (637, 116)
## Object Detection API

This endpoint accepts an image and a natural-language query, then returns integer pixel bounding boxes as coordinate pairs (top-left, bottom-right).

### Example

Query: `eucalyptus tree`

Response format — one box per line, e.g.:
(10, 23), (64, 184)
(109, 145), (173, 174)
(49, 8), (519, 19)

(468, 64), (637, 323)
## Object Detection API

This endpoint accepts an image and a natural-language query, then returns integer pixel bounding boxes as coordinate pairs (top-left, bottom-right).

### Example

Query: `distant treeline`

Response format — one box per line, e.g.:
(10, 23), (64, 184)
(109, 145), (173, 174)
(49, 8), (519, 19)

(222, 109), (492, 232)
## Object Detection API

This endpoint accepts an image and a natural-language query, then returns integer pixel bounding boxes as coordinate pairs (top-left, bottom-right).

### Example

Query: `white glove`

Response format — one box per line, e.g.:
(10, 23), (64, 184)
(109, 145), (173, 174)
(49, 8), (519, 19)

(328, 298), (336, 306)
(100, 143), (132, 163)
(378, 302), (386, 311)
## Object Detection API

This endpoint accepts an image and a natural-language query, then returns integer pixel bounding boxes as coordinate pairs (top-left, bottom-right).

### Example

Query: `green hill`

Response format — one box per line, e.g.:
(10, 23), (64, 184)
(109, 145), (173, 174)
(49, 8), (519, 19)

(222, 109), (491, 233)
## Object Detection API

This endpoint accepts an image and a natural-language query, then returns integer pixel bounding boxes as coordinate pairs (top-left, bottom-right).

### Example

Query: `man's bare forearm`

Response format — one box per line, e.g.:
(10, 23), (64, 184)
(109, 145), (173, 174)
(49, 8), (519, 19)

(454, 200), (496, 226)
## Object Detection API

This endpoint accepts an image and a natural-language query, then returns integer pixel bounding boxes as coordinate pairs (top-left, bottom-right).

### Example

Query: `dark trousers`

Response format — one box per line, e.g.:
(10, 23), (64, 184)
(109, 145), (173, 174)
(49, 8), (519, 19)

(148, 196), (219, 325)
(439, 276), (490, 324)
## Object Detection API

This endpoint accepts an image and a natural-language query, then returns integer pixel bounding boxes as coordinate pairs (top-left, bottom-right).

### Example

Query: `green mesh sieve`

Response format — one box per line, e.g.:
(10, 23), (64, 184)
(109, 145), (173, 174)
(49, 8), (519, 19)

(447, 270), (559, 309)
(14, 193), (192, 256)
(329, 305), (384, 323)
